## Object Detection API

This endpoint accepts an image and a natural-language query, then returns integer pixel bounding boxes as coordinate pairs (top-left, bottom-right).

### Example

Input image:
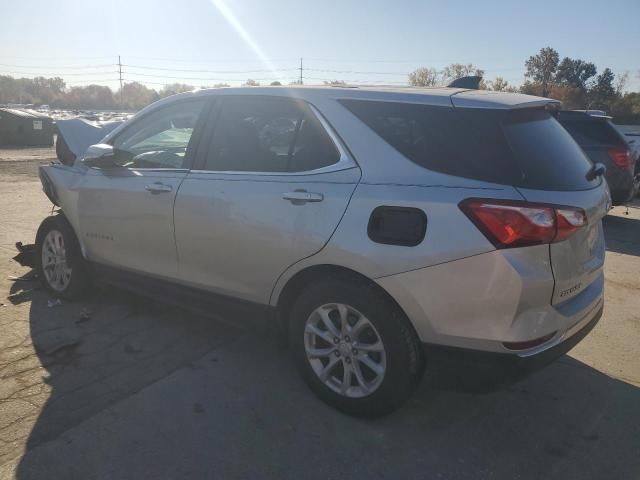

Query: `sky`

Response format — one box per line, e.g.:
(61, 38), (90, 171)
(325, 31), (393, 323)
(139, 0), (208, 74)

(0, 0), (639, 91)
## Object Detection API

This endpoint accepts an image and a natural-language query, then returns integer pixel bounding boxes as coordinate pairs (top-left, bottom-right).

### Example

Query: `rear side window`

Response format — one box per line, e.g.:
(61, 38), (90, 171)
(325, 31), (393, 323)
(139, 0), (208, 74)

(204, 96), (339, 173)
(503, 109), (598, 190)
(340, 99), (598, 191)
(559, 118), (626, 147)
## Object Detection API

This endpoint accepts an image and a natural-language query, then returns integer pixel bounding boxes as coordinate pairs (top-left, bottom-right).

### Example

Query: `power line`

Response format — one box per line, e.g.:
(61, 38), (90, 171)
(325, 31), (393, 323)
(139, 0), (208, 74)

(122, 71), (290, 82)
(0, 63), (115, 70)
(123, 64), (297, 74)
(64, 79), (121, 84)
(0, 70), (119, 76)
(305, 68), (408, 76)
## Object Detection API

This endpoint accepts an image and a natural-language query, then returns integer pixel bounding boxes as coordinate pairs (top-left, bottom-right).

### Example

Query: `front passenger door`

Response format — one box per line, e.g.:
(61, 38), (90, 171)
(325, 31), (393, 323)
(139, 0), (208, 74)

(77, 98), (208, 279)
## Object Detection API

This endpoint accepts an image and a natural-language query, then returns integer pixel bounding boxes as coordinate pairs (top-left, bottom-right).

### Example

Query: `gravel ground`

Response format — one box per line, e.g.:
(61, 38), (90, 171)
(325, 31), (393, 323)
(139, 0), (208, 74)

(0, 148), (639, 479)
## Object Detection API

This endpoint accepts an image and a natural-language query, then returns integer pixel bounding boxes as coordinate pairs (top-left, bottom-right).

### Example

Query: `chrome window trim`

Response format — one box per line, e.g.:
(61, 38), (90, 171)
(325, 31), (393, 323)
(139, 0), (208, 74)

(85, 167), (190, 174)
(191, 102), (357, 176)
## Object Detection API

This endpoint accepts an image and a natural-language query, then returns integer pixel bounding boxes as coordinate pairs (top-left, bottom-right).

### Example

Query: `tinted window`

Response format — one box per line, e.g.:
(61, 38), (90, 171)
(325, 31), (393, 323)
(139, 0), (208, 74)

(204, 96), (339, 172)
(340, 99), (598, 191)
(503, 109), (597, 190)
(112, 100), (204, 169)
(559, 117), (626, 147)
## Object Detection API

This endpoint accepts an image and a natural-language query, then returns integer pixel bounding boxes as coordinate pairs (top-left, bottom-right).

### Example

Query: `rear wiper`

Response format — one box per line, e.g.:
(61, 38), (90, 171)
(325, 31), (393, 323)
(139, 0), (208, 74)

(586, 162), (606, 181)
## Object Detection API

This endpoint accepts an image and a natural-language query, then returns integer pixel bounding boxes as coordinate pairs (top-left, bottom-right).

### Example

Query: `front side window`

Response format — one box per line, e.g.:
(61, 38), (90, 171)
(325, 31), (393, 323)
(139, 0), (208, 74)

(111, 100), (204, 169)
(204, 96), (339, 172)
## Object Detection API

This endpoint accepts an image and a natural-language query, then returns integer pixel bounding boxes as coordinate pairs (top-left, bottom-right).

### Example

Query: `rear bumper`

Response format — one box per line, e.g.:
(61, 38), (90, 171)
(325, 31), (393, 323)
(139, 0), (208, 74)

(376, 247), (604, 354)
(425, 304), (603, 390)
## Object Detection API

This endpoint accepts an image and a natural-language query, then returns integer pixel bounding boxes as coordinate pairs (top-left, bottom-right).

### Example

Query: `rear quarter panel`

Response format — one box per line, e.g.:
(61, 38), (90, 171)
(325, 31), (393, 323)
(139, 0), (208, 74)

(270, 181), (525, 304)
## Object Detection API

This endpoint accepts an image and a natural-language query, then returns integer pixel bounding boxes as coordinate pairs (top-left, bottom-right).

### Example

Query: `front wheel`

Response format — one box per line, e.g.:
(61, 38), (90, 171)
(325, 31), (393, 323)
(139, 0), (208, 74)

(35, 215), (88, 300)
(289, 277), (424, 417)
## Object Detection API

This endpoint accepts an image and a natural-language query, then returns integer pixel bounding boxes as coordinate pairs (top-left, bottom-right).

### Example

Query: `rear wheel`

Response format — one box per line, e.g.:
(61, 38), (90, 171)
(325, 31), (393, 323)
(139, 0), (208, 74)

(289, 277), (424, 417)
(36, 215), (88, 300)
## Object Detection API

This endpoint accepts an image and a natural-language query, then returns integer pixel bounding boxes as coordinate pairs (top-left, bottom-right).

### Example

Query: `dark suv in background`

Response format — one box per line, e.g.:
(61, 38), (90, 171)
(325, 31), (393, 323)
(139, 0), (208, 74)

(558, 110), (638, 205)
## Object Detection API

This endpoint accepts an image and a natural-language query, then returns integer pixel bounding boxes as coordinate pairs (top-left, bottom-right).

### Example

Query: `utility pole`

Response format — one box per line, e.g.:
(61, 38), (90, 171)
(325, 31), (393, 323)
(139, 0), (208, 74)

(299, 57), (303, 85)
(118, 55), (123, 108)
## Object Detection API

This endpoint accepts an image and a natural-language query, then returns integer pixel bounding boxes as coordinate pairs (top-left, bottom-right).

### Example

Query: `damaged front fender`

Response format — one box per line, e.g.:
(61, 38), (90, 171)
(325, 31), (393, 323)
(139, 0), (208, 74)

(38, 164), (84, 249)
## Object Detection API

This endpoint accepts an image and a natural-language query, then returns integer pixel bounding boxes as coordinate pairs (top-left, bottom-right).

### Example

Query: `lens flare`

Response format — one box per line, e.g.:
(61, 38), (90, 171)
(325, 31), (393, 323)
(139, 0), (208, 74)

(210, 0), (282, 82)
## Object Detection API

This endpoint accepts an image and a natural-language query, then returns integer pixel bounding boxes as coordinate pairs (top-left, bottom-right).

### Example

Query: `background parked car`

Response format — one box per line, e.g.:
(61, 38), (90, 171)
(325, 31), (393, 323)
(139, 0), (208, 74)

(558, 110), (638, 204)
(615, 124), (640, 196)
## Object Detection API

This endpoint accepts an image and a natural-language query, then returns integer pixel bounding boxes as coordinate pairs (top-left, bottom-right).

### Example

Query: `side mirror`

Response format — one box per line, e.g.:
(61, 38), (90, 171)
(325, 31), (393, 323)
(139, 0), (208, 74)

(82, 144), (120, 169)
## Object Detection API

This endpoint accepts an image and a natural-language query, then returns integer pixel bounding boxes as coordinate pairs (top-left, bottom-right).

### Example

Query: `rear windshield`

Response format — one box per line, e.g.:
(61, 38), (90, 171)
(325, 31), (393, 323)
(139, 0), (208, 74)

(558, 116), (627, 147)
(340, 99), (599, 191)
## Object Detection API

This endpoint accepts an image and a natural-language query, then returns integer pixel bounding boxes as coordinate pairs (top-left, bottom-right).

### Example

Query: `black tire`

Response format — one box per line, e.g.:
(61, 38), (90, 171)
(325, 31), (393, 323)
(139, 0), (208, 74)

(289, 275), (424, 417)
(35, 215), (88, 300)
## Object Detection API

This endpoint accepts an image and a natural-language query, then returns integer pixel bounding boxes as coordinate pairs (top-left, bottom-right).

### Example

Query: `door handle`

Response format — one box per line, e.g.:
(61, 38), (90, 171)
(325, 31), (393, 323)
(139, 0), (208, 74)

(145, 182), (173, 194)
(282, 190), (324, 204)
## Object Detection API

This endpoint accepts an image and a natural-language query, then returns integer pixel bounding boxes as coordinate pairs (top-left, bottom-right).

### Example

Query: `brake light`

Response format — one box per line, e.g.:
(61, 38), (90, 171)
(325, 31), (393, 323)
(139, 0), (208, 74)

(608, 148), (632, 169)
(460, 199), (587, 248)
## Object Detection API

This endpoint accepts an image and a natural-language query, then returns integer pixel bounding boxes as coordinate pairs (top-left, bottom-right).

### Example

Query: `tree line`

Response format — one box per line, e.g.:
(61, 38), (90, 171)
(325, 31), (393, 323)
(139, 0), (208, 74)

(0, 76), (212, 111)
(408, 47), (640, 122)
(0, 75), (298, 111)
(1, 46), (638, 122)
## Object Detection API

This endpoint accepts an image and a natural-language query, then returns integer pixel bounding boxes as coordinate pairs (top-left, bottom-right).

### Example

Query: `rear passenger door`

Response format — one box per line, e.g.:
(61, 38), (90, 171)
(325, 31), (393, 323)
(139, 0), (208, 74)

(174, 95), (360, 304)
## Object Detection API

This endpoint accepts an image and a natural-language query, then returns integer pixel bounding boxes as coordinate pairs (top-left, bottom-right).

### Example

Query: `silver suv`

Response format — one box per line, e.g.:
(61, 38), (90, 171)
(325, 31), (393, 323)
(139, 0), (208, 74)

(37, 87), (608, 416)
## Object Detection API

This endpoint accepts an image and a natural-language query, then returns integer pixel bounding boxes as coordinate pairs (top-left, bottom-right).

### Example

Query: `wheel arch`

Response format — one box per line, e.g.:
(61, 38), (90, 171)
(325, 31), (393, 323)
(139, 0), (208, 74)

(274, 264), (419, 343)
(36, 212), (84, 258)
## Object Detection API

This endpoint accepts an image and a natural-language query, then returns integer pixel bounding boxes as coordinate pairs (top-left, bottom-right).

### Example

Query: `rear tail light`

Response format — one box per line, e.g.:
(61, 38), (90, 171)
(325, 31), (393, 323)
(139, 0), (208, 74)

(459, 199), (587, 248)
(608, 148), (632, 169)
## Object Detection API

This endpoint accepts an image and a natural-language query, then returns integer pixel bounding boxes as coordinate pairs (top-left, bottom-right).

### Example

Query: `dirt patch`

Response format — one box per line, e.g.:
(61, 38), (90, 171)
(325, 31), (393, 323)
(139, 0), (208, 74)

(0, 147), (57, 180)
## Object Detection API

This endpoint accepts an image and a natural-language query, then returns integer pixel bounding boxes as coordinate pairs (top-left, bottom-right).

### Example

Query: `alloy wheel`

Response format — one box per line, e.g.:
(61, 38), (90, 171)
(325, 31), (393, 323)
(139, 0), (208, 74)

(41, 229), (72, 292)
(304, 303), (386, 398)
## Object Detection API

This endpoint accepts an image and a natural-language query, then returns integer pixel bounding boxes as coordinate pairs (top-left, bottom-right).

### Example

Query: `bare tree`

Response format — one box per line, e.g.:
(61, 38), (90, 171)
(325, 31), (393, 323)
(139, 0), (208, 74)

(408, 67), (439, 87)
(485, 77), (518, 92)
(441, 63), (484, 83)
(323, 80), (347, 86)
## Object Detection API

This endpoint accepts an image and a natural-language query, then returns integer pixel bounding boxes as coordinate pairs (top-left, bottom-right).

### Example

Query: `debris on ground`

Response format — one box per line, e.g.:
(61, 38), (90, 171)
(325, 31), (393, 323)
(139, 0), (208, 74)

(76, 308), (92, 323)
(13, 242), (36, 267)
(48, 298), (62, 308)
(7, 288), (35, 299)
(8, 270), (37, 281)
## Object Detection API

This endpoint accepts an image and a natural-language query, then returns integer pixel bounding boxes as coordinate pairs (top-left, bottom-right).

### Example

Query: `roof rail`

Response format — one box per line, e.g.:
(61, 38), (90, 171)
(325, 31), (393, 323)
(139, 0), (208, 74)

(446, 76), (483, 89)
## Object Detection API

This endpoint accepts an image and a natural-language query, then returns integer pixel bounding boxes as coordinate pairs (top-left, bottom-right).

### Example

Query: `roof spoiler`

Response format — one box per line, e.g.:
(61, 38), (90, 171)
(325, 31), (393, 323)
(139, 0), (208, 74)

(447, 76), (483, 89)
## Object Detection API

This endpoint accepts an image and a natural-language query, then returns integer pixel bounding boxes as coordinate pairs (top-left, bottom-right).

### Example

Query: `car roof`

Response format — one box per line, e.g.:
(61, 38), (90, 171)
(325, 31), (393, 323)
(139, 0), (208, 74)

(152, 85), (559, 111)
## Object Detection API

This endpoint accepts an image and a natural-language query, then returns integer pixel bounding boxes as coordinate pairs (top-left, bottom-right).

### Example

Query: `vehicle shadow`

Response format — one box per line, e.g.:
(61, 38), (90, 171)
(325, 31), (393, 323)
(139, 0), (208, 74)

(13, 288), (640, 479)
(7, 283), (241, 470)
(603, 214), (640, 256)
